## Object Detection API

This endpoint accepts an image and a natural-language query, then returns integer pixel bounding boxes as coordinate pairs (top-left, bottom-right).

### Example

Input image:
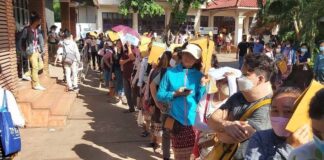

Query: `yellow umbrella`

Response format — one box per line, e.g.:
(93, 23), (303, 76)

(105, 31), (120, 42)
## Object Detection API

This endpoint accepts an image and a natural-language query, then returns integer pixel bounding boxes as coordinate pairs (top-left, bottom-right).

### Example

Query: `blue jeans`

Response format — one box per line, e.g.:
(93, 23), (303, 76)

(123, 77), (134, 111)
(114, 67), (124, 96)
(239, 56), (244, 69)
(103, 69), (111, 86)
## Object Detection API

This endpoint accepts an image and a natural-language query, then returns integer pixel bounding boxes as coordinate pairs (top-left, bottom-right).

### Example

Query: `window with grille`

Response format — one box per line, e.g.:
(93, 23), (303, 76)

(102, 12), (132, 31)
(13, 0), (29, 32)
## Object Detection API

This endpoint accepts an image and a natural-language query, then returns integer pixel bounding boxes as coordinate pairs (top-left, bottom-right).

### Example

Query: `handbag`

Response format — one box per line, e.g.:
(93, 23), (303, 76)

(63, 45), (76, 65)
(163, 116), (182, 135)
(205, 98), (271, 160)
(0, 90), (21, 156)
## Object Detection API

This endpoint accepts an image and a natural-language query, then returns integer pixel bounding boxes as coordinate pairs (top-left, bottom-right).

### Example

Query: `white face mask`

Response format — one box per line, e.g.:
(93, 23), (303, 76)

(237, 76), (255, 92)
(220, 84), (230, 96)
(276, 48), (281, 53)
(169, 58), (177, 67)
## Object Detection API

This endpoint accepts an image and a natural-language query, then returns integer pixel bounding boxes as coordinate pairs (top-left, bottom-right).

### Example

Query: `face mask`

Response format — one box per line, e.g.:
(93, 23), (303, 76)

(276, 48), (281, 53)
(237, 76), (255, 92)
(107, 41), (113, 47)
(314, 135), (324, 153)
(220, 84), (230, 96)
(286, 44), (291, 48)
(301, 48), (308, 53)
(169, 58), (177, 67)
(320, 46), (324, 52)
(270, 116), (291, 137)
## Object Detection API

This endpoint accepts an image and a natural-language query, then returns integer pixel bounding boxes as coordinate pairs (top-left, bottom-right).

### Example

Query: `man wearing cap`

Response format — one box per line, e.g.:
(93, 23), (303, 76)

(157, 43), (206, 159)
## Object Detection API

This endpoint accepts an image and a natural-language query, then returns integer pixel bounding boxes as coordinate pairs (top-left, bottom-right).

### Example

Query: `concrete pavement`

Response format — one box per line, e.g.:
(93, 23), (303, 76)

(16, 54), (238, 160)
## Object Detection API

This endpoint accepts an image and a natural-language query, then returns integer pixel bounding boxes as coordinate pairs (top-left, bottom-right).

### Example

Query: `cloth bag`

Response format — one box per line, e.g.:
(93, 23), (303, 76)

(0, 91), (21, 156)
(205, 99), (271, 160)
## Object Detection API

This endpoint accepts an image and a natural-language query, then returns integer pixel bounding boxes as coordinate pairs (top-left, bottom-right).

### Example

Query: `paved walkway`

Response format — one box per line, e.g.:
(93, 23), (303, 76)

(16, 54), (238, 160)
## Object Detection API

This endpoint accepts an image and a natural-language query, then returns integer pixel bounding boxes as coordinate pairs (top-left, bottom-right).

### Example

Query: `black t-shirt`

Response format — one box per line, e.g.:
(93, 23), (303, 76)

(219, 92), (272, 160)
(238, 42), (249, 57)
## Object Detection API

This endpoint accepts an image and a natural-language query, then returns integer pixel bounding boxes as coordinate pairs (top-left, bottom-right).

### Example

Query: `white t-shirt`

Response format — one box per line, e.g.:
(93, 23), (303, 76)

(0, 89), (25, 127)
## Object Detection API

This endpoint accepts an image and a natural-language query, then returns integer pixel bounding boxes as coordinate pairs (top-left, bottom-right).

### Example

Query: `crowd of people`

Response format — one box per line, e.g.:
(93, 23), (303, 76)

(10, 10), (324, 159)
(54, 26), (324, 160)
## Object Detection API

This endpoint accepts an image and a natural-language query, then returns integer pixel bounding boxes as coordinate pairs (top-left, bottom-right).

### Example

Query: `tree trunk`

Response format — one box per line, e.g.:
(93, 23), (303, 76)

(293, 17), (301, 40)
(164, 0), (181, 44)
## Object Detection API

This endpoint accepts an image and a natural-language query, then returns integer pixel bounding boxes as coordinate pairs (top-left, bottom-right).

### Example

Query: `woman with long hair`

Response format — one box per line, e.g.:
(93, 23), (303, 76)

(157, 44), (206, 159)
(149, 51), (172, 153)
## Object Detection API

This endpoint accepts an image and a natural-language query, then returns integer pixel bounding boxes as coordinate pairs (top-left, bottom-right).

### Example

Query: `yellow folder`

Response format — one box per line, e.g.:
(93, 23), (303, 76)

(106, 31), (119, 42)
(277, 60), (288, 74)
(189, 37), (215, 74)
(148, 42), (167, 64)
(286, 80), (324, 136)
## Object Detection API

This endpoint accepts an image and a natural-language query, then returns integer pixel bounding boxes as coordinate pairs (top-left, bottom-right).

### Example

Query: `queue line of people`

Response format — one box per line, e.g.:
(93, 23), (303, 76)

(93, 28), (324, 160)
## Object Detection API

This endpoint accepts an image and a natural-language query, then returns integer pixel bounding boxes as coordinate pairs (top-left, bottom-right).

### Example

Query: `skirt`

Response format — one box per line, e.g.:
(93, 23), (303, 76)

(172, 125), (195, 160)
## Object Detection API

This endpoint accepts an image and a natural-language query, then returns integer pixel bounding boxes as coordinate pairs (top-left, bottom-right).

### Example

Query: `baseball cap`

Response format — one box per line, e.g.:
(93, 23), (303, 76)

(182, 43), (202, 59)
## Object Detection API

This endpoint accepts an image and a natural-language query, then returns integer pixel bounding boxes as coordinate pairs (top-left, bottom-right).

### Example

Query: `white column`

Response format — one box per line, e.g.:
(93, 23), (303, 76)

(194, 9), (201, 32)
(132, 12), (138, 32)
(234, 15), (245, 46)
(165, 9), (171, 27)
(97, 9), (102, 32)
(208, 15), (214, 27)
(244, 17), (250, 36)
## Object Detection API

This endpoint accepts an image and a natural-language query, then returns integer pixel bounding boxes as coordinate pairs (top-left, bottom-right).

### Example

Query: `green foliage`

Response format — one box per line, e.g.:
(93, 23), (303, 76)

(119, 0), (207, 31)
(119, 0), (165, 18)
(53, 0), (61, 22)
(256, 0), (324, 59)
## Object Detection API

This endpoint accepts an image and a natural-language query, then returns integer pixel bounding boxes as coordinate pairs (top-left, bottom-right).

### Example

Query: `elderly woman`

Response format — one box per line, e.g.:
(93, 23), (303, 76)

(194, 66), (241, 159)
(157, 43), (206, 159)
(245, 87), (310, 160)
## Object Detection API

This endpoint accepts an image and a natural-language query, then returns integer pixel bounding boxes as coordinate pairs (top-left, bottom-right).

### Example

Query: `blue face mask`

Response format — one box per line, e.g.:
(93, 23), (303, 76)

(314, 135), (324, 153)
(301, 48), (308, 53)
(320, 46), (324, 52)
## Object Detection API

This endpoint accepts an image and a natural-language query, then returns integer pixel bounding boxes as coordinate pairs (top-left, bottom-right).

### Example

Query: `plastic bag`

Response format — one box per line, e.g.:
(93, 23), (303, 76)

(137, 110), (144, 127)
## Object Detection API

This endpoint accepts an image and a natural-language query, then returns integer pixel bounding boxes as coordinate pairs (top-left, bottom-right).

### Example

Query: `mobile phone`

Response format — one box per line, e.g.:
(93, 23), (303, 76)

(183, 88), (192, 92)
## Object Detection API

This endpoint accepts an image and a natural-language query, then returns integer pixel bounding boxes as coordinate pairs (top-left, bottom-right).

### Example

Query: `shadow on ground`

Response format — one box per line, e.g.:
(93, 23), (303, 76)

(71, 70), (161, 160)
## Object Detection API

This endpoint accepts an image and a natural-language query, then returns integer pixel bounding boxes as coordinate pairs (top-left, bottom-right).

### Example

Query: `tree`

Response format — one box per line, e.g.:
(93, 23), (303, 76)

(119, 0), (207, 32)
(119, 0), (165, 18)
(255, 0), (324, 54)
(53, 0), (61, 22)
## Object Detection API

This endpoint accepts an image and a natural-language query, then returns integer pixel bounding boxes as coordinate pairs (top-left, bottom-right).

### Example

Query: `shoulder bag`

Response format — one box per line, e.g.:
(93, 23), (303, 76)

(205, 98), (271, 160)
(0, 90), (21, 156)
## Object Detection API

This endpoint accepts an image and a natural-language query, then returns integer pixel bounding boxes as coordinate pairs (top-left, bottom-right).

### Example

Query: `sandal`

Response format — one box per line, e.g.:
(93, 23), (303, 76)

(141, 131), (149, 137)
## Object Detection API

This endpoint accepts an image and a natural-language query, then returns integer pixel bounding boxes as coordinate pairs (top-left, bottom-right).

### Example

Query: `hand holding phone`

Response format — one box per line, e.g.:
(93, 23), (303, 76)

(174, 87), (191, 97)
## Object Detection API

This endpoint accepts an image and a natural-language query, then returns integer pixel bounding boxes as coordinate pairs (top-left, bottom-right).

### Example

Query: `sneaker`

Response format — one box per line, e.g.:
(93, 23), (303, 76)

(22, 75), (31, 81)
(67, 88), (74, 92)
(120, 96), (127, 105)
(123, 109), (135, 113)
(33, 85), (46, 91)
(73, 87), (80, 91)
